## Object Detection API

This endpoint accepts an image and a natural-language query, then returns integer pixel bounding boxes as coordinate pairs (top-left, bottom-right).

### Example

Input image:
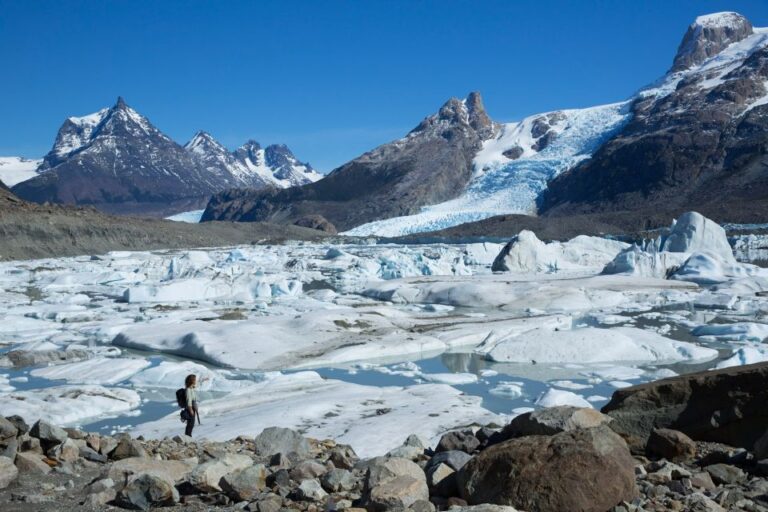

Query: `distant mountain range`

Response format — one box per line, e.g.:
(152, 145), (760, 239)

(204, 11), (768, 235)
(5, 11), (768, 233)
(6, 98), (320, 216)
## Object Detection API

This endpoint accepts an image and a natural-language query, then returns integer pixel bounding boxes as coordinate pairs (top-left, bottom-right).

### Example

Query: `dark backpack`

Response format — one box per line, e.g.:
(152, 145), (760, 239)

(176, 388), (187, 408)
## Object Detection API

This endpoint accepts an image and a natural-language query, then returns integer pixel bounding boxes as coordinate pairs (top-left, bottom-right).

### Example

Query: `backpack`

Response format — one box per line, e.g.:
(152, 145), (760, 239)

(176, 388), (187, 409)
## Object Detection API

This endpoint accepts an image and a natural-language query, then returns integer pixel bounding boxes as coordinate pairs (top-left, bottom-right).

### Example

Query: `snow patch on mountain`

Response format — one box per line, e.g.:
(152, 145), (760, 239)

(0, 157), (43, 187)
(345, 102), (630, 237)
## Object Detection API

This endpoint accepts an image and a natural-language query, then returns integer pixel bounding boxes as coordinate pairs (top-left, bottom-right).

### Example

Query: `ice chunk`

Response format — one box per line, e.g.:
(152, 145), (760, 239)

(130, 360), (258, 392)
(715, 346), (768, 369)
(30, 357), (150, 385)
(691, 322), (768, 342)
(484, 326), (718, 364)
(0, 385), (141, 426)
(671, 251), (762, 284)
(662, 212), (735, 262)
(535, 388), (592, 408)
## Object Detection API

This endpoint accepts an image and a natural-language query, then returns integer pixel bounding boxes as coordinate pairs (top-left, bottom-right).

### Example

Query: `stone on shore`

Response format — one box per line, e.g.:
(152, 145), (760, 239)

(458, 426), (636, 512)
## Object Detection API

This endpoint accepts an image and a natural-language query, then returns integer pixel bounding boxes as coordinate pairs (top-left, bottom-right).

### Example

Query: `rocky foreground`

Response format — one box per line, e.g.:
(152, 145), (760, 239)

(1, 363), (768, 512)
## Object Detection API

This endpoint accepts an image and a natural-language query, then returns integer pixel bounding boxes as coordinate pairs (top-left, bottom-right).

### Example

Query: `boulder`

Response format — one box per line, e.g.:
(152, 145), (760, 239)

(29, 420), (68, 449)
(602, 361), (768, 452)
(108, 457), (198, 486)
(435, 430), (480, 454)
(0, 455), (18, 489)
(448, 507), (520, 512)
(293, 215), (338, 234)
(501, 406), (611, 439)
(646, 428), (696, 461)
(362, 457), (429, 510)
(220, 464), (268, 502)
(253, 427), (310, 458)
(14, 451), (51, 475)
(116, 473), (179, 510)
(6, 415), (29, 435)
(187, 453), (253, 493)
(367, 475), (429, 510)
(424, 450), (472, 473)
(321, 468), (357, 493)
(705, 463), (746, 485)
(111, 438), (148, 460)
(328, 444), (357, 469)
(0, 416), (18, 441)
(289, 460), (327, 481)
(100, 436), (118, 456)
(458, 426), (636, 512)
(295, 478), (328, 502)
(47, 438), (79, 462)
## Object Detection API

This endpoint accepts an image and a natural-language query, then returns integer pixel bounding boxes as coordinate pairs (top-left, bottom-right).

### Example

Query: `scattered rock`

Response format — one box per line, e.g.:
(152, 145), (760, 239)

(754, 429), (768, 459)
(436, 430), (480, 454)
(320, 468), (357, 493)
(29, 420), (68, 449)
(253, 427), (310, 458)
(459, 427), (636, 512)
(116, 473), (179, 510)
(5, 416), (29, 435)
(111, 437), (148, 460)
(220, 464), (267, 502)
(188, 453), (253, 493)
(108, 457), (198, 486)
(295, 478), (328, 501)
(705, 463), (746, 485)
(646, 428), (696, 461)
(425, 450), (472, 473)
(14, 451), (52, 475)
(48, 438), (79, 462)
(367, 475), (429, 510)
(290, 460), (327, 481)
(0, 417), (18, 441)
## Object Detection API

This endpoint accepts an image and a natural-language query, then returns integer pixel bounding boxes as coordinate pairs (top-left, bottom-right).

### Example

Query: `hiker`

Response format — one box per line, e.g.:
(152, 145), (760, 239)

(181, 373), (199, 436)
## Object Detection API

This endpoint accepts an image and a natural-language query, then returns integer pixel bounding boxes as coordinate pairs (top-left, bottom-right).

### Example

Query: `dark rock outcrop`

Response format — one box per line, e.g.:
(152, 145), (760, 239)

(602, 361), (768, 452)
(202, 92), (499, 231)
(672, 12), (754, 72)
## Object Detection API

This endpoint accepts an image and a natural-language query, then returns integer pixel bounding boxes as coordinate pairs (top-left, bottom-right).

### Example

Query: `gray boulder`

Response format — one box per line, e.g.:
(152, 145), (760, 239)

(362, 457), (429, 511)
(425, 450), (472, 473)
(458, 426), (636, 512)
(253, 427), (310, 458)
(116, 473), (179, 510)
(320, 468), (357, 493)
(0, 416), (18, 440)
(187, 453), (253, 493)
(754, 429), (768, 459)
(289, 460), (327, 481)
(110, 437), (148, 460)
(221, 464), (268, 501)
(295, 478), (328, 501)
(435, 430), (480, 454)
(108, 457), (198, 486)
(29, 420), (68, 449)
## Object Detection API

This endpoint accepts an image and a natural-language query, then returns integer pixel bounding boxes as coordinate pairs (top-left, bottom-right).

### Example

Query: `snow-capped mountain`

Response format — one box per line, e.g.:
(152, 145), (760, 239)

(203, 11), (768, 235)
(0, 157), (43, 187)
(185, 132), (321, 190)
(541, 12), (768, 220)
(203, 91), (499, 230)
(11, 98), (319, 216)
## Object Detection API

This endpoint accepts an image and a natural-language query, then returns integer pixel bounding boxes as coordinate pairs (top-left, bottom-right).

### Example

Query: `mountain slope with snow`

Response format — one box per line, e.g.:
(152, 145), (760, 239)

(11, 99), (319, 217)
(0, 157), (43, 187)
(202, 92), (499, 231)
(542, 13), (768, 221)
(345, 102), (630, 237)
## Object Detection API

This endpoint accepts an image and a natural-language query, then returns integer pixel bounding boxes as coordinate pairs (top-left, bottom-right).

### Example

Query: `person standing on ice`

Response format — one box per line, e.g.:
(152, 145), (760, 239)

(181, 374), (200, 437)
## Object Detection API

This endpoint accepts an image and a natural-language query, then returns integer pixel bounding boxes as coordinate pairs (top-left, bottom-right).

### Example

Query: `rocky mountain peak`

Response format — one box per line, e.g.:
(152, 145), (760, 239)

(411, 92), (498, 139)
(114, 96), (128, 110)
(671, 12), (754, 72)
(185, 131), (227, 156)
(234, 140), (262, 162)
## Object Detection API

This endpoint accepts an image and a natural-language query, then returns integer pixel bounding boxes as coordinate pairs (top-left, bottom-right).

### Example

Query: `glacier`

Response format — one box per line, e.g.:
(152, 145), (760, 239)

(345, 102), (631, 237)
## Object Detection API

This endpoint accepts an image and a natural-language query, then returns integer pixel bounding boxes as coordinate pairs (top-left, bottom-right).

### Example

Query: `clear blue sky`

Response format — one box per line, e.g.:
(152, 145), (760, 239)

(1, 0), (767, 171)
